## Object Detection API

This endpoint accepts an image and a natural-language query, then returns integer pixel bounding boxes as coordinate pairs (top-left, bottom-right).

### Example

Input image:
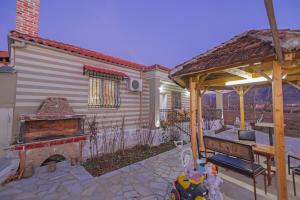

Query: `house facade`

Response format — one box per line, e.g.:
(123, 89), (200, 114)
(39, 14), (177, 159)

(0, 0), (191, 160)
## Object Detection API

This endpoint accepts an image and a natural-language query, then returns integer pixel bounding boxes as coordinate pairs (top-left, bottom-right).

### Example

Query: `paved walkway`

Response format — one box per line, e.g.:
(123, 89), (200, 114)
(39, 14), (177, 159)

(0, 129), (299, 200)
(0, 147), (184, 200)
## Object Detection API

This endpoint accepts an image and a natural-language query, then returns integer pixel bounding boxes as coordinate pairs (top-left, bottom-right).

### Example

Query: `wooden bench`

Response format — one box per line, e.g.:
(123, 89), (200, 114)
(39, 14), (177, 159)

(203, 136), (267, 200)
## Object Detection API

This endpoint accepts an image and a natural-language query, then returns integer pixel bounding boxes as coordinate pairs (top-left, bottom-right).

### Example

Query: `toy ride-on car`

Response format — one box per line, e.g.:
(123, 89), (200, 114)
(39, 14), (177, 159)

(170, 175), (207, 200)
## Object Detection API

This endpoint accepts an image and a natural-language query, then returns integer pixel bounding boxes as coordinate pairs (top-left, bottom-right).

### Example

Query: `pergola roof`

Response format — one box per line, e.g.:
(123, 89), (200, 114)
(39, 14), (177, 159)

(171, 29), (300, 78)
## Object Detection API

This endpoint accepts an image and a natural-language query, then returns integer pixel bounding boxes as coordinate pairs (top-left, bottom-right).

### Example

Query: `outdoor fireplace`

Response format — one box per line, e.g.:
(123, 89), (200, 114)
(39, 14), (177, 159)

(15, 97), (86, 177)
(18, 97), (85, 143)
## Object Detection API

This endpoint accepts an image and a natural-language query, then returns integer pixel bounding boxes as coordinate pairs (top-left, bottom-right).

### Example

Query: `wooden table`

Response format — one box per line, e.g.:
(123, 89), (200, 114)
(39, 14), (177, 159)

(253, 143), (275, 186)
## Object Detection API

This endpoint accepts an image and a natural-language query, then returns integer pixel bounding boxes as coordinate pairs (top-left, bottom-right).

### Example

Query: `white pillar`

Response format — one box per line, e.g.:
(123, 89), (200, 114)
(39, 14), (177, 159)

(216, 91), (223, 118)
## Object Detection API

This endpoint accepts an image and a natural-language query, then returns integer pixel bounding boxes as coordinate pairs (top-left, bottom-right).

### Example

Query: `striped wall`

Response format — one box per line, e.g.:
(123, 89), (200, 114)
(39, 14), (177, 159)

(160, 81), (190, 110)
(11, 43), (150, 141)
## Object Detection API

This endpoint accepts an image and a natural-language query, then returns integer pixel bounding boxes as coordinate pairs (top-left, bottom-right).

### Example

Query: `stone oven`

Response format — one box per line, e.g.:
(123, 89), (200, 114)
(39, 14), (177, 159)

(15, 97), (86, 176)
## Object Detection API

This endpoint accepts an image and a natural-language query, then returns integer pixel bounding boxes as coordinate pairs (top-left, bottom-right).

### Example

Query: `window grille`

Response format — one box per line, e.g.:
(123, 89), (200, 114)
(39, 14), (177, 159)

(87, 71), (121, 108)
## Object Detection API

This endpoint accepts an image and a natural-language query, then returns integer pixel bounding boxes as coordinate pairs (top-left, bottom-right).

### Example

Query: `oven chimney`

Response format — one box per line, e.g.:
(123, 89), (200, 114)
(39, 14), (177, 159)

(16, 0), (40, 36)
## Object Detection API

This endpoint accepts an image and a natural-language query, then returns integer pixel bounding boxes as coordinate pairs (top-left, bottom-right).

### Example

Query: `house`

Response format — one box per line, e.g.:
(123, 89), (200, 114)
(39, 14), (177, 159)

(0, 0), (191, 165)
(145, 64), (190, 127)
(0, 51), (9, 65)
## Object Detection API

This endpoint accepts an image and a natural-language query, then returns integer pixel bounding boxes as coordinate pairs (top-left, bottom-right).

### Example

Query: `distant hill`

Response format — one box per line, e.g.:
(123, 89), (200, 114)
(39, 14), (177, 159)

(219, 85), (300, 109)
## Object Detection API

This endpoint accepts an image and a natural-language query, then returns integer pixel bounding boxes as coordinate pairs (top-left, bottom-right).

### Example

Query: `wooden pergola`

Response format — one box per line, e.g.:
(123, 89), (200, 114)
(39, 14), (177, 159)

(170, 13), (300, 200)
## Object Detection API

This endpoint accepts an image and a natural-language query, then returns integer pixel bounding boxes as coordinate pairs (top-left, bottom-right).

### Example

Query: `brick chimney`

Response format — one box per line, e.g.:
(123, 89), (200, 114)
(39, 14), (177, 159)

(16, 0), (40, 36)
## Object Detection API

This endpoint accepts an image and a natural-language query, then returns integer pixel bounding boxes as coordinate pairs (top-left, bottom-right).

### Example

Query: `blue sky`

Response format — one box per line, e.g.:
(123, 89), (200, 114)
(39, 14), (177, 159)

(0, 0), (299, 67)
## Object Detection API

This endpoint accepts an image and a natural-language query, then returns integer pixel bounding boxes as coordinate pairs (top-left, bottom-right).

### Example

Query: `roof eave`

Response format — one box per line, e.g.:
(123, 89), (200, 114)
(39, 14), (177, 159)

(171, 55), (276, 79)
(8, 32), (146, 72)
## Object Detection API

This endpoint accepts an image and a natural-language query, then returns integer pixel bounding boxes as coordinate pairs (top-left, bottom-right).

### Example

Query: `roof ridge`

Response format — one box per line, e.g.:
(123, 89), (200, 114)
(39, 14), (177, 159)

(9, 30), (146, 70)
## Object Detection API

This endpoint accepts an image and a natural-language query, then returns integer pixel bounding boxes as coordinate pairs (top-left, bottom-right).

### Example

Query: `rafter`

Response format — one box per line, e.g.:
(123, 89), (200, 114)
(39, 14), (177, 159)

(224, 68), (252, 79)
(252, 68), (272, 82)
(244, 85), (254, 95)
(284, 80), (300, 90)
(202, 76), (243, 86)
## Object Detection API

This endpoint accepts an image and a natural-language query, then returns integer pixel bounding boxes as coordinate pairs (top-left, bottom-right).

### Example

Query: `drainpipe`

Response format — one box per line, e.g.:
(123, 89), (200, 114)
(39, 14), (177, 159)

(139, 69), (142, 129)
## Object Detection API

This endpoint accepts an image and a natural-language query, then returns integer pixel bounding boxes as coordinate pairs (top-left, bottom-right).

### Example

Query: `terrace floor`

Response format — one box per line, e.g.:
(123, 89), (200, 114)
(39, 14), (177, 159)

(0, 129), (299, 200)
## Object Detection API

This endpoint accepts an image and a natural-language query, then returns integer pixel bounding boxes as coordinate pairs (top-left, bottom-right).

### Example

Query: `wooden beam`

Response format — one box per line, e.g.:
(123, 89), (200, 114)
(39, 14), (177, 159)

(283, 66), (300, 76)
(198, 74), (209, 84)
(189, 77), (197, 168)
(197, 88), (204, 153)
(272, 61), (288, 200)
(244, 85), (253, 95)
(232, 86), (246, 130)
(252, 68), (273, 82)
(224, 68), (252, 79)
(200, 86), (209, 96)
(232, 86), (240, 94)
(286, 74), (300, 81)
(264, 0), (284, 63)
(239, 87), (245, 130)
(284, 80), (300, 90)
(202, 76), (243, 86)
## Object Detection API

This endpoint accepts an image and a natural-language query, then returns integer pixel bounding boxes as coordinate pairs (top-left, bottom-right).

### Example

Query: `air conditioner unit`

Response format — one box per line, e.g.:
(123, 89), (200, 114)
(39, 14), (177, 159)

(128, 78), (143, 92)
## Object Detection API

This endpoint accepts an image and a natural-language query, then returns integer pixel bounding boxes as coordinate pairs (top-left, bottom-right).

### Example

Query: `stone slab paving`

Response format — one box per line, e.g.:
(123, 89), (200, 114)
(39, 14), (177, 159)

(0, 147), (185, 200)
(0, 129), (299, 200)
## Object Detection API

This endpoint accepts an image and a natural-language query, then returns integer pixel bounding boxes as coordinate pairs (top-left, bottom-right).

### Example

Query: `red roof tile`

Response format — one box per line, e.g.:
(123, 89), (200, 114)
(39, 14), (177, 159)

(171, 29), (300, 77)
(83, 65), (129, 78)
(0, 51), (9, 58)
(9, 31), (146, 70)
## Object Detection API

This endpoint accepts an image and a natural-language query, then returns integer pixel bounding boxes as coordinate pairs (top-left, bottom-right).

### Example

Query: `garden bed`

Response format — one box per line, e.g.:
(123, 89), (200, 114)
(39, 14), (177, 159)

(82, 142), (175, 177)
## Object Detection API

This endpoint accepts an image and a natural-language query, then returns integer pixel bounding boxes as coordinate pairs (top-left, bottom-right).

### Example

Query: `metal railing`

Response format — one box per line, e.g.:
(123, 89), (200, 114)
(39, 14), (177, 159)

(160, 109), (190, 135)
(160, 108), (223, 136)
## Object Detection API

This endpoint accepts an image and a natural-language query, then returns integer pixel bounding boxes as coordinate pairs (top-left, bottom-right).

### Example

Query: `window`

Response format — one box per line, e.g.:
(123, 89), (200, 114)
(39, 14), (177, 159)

(88, 76), (121, 108)
(171, 91), (182, 109)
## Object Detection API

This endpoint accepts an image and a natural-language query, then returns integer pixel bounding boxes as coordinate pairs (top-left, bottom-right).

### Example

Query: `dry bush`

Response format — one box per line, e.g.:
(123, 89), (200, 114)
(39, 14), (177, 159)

(135, 120), (156, 147)
(161, 125), (181, 143)
(87, 115), (126, 166)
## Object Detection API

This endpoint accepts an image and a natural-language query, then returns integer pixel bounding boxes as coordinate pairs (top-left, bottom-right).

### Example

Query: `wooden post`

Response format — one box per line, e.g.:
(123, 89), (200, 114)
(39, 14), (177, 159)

(272, 61), (288, 200)
(239, 87), (245, 130)
(189, 77), (197, 168)
(197, 88), (203, 150)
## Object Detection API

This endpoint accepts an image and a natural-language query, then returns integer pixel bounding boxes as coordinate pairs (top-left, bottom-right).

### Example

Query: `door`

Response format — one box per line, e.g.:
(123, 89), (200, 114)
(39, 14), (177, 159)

(0, 108), (13, 148)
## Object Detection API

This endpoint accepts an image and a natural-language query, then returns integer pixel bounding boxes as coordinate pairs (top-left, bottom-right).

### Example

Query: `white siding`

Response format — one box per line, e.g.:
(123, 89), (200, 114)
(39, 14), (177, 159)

(160, 81), (190, 110)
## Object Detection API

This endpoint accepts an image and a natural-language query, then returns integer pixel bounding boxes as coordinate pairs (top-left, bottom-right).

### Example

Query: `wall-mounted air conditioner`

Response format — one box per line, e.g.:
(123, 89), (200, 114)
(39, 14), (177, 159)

(128, 78), (143, 92)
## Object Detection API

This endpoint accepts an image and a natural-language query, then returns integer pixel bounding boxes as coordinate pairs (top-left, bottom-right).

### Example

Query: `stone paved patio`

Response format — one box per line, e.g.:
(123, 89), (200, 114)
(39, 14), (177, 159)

(0, 147), (185, 200)
(0, 129), (299, 200)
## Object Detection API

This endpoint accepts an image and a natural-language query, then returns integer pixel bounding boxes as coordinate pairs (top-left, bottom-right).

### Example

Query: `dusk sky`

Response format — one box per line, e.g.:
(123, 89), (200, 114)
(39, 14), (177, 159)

(1, 0), (299, 67)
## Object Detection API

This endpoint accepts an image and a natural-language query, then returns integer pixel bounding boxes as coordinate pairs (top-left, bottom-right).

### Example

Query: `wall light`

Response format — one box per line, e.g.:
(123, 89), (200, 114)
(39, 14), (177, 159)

(159, 86), (163, 93)
(155, 120), (160, 127)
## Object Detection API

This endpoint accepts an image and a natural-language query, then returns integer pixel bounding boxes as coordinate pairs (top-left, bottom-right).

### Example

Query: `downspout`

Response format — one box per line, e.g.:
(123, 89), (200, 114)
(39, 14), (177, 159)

(139, 69), (142, 129)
